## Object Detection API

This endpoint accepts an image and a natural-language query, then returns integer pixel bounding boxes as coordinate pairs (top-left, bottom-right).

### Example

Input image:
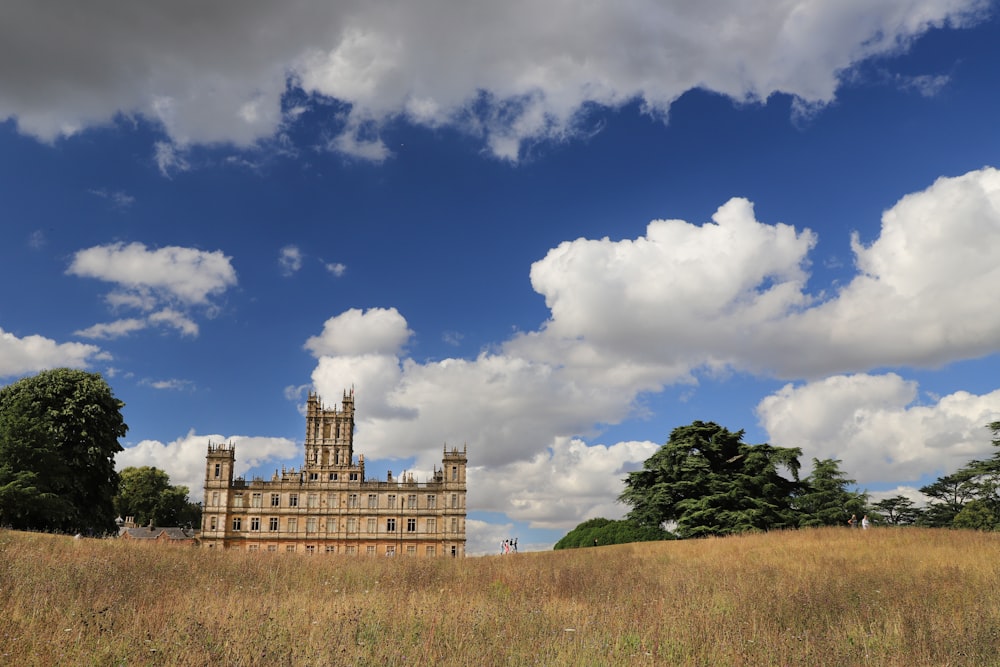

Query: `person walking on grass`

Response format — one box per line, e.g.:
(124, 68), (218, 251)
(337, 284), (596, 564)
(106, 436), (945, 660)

(848, 514), (857, 528)
(862, 514), (870, 530)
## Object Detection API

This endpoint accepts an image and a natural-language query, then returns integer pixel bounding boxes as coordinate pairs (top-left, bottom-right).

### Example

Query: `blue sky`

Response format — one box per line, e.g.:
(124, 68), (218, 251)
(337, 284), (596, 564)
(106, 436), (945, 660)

(3, 1), (1000, 553)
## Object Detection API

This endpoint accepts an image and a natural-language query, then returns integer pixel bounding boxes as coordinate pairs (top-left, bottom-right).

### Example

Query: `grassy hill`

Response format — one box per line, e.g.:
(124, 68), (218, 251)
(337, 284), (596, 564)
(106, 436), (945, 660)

(1, 527), (998, 665)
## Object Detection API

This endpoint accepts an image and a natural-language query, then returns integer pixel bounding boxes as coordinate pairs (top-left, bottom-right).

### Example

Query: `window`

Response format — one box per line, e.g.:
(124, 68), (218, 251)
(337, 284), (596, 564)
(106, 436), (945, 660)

(348, 494), (358, 508)
(329, 473), (337, 481)
(252, 493), (262, 508)
(427, 495), (436, 509)
(324, 545), (337, 554)
(366, 546), (376, 556)
(269, 517), (279, 532)
(286, 545), (296, 553)
(386, 518), (396, 532)
(209, 516), (217, 530)
(270, 494), (280, 507)
(307, 493), (318, 508)
(349, 472), (359, 481)
(407, 518), (416, 533)
(367, 518), (376, 533)
(267, 544), (277, 552)
(309, 472), (318, 481)
(233, 492), (244, 506)
(211, 492), (219, 506)
(407, 494), (417, 509)
(406, 546), (416, 556)
(305, 545), (315, 555)
(451, 546), (457, 557)
(427, 518), (436, 533)
(326, 518), (337, 533)
(232, 517), (242, 531)
(289, 494), (299, 508)
(214, 463), (221, 478)
(248, 544), (259, 552)
(385, 546), (396, 557)
(452, 466), (458, 481)
(346, 546), (357, 555)
(451, 494), (458, 508)
(426, 546), (436, 556)
(250, 517), (260, 531)
(387, 494), (396, 508)
(287, 518), (297, 533)
(367, 494), (378, 509)
(451, 518), (458, 533)
(347, 518), (357, 533)
(306, 518), (317, 533)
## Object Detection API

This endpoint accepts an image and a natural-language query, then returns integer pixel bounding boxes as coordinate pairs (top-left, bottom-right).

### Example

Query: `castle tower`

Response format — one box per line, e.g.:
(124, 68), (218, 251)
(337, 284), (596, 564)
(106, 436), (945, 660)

(202, 442), (235, 544)
(443, 443), (467, 487)
(441, 444), (468, 557)
(305, 390), (356, 470)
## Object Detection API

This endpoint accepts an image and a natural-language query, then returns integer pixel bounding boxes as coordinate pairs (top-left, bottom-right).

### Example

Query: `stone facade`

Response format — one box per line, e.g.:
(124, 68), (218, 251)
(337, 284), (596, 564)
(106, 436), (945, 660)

(200, 391), (467, 556)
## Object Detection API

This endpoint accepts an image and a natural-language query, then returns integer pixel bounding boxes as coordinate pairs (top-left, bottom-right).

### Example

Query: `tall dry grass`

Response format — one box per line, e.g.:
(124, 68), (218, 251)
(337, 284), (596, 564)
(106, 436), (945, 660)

(1, 527), (998, 666)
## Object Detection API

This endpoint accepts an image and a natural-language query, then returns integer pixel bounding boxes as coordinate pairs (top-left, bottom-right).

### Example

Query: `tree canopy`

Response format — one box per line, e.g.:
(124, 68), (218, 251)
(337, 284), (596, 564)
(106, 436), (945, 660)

(620, 421), (803, 538)
(0, 369), (127, 534)
(114, 466), (201, 529)
(871, 495), (921, 526)
(796, 458), (868, 527)
(919, 421), (1000, 530)
(553, 517), (670, 550)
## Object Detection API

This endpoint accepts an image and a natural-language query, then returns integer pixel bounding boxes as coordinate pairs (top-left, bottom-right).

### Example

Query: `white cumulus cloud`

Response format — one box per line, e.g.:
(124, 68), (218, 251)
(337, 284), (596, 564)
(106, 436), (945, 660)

(67, 242), (237, 340)
(0, 327), (107, 378)
(304, 307), (412, 357)
(117, 431), (298, 495)
(758, 374), (1000, 485)
(68, 242), (237, 305)
(768, 167), (1000, 375)
(512, 167), (1000, 381)
(0, 1), (987, 160)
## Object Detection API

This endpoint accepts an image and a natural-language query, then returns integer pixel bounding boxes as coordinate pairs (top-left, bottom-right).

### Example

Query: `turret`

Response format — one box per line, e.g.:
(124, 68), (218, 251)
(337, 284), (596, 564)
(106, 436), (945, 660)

(443, 443), (467, 486)
(305, 390), (356, 470)
(203, 442), (235, 538)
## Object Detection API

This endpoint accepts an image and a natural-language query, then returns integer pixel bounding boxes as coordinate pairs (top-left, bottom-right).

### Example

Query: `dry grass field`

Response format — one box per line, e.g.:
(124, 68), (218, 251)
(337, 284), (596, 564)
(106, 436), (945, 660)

(1, 526), (998, 666)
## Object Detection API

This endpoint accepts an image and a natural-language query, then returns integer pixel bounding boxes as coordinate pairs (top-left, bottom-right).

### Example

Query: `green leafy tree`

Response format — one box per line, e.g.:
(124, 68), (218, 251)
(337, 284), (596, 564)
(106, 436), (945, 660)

(919, 422), (1000, 527)
(0, 467), (61, 527)
(553, 517), (670, 550)
(871, 495), (922, 526)
(620, 421), (803, 539)
(796, 458), (868, 527)
(0, 369), (127, 534)
(114, 466), (201, 528)
(952, 499), (997, 531)
(920, 469), (982, 527)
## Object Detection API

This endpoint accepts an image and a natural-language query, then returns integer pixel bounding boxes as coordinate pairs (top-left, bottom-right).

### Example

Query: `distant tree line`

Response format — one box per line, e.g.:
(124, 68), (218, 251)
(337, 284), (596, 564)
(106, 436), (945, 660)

(0, 369), (199, 535)
(556, 420), (1000, 549)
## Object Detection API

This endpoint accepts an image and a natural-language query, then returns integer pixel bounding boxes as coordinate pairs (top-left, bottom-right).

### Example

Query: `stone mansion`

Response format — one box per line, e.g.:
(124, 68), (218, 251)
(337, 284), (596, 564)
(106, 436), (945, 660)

(200, 390), (467, 557)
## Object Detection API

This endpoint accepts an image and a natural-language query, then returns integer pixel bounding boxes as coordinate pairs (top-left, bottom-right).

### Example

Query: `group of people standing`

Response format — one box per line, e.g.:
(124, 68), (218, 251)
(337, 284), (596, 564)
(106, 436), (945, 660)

(500, 538), (518, 554)
(847, 514), (870, 529)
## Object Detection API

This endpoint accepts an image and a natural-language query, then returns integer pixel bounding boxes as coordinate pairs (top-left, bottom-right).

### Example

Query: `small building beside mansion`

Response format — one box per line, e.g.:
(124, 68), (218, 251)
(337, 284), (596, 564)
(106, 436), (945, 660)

(200, 391), (467, 557)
